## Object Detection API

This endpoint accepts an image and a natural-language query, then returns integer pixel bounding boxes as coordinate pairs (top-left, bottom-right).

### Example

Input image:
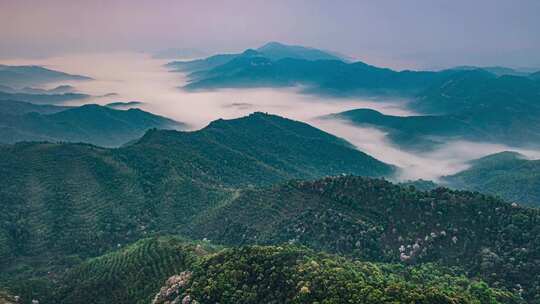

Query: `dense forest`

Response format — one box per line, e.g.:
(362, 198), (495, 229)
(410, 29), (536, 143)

(7, 237), (525, 304)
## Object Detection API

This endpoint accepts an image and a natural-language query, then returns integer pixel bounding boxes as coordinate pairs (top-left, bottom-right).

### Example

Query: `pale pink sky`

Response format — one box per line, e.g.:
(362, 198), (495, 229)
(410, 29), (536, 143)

(1, 0), (539, 69)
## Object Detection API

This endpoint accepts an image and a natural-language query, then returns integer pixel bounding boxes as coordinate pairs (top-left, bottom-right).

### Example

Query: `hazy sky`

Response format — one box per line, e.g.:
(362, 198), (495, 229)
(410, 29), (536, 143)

(1, 0), (539, 69)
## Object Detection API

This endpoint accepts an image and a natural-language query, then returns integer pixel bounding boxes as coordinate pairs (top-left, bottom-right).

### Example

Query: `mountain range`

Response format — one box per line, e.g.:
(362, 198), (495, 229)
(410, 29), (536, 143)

(0, 100), (185, 147)
(328, 69), (540, 150)
(2, 43), (540, 304)
(1, 112), (540, 303)
(168, 42), (540, 99)
(174, 48), (458, 96)
(0, 65), (92, 89)
(166, 42), (346, 73)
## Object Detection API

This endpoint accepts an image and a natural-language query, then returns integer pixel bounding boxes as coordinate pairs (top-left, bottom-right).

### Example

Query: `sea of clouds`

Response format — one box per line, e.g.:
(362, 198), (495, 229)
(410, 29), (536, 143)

(3, 52), (539, 181)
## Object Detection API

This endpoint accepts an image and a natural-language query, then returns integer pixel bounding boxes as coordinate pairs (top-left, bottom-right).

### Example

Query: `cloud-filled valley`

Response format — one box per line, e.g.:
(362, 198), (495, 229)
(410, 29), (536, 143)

(3, 52), (538, 181)
(0, 52), (536, 181)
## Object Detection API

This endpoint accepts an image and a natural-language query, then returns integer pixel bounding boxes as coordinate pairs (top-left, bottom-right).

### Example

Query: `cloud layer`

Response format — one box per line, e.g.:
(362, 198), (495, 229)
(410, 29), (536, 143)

(4, 52), (539, 181)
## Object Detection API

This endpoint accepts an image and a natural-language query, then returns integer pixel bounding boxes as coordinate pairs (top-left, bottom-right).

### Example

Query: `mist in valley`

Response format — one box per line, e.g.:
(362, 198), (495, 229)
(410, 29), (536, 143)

(3, 51), (539, 181)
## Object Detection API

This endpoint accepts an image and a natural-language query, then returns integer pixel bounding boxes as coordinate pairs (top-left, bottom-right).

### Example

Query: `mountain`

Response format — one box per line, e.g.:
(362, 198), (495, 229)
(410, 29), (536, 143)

(48, 237), (519, 304)
(326, 108), (476, 150)
(166, 42), (345, 74)
(328, 70), (540, 149)
(451, 66), (529, 77)
(188, 176), (540, 301)
(413, 69), (540, 115)
(443, 152), (540, 206)
(166, 42), (473, 96)
(0, 102), (185, 147)
(0, 65), (92, 88)
(0, 99), (71, 115)
(530, 71), (540, 81)
(184, 53), (456, 96)
(132, 113), (394, 184)
(256, 41), (345, 61)
(166, 53), (240, 73)
(0, 90), (90, 104)
(0, 113), (393, 291)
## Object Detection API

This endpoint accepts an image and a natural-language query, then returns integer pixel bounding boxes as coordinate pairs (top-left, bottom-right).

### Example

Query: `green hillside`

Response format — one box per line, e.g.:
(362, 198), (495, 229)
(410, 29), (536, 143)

(25, 237), (521, 304)
(328, 70), (540, 149)
(0, 102), (186, 147)
(188, 176), (540, 301)
(444, 152), (540, 206)
(0, 113), (392, 292)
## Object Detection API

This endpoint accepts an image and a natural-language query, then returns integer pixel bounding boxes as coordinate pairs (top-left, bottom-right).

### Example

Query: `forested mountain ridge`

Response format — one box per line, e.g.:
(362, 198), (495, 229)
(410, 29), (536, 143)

(0, 102), (186, 147)
(443, 152), (540, 206)
(188, 176), (540, 301)
(0, 113), (393, 296)
(329, 70), (540, 149)
(17, 237), (523, 304)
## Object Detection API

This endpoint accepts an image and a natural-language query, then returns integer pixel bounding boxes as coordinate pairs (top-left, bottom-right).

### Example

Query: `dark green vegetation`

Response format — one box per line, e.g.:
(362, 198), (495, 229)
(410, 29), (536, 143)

(21, 237), (522, 304)
(444, 151), (540, 207)
(188, 176), (540, 302)
(0, 65), (91, 88)
(1, 112), (539, 303)
(327, 108), (473, 150)
(0, 101), (185, 147)
(0, 113), (393, 297)
(54, 237), (213, 304)
(166, 41), (345, 73)
(413, 70), (540, 115)
(399, 179), (439, 191)
(330, 69), (540, 149)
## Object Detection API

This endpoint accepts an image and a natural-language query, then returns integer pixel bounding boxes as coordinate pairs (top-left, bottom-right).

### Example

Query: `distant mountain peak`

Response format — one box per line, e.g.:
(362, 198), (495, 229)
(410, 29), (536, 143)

(241, 49), (262, 57)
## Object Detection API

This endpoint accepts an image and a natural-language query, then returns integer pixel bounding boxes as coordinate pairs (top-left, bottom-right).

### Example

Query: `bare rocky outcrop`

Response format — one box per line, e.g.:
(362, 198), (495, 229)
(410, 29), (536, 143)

(151, 271), (198, 304)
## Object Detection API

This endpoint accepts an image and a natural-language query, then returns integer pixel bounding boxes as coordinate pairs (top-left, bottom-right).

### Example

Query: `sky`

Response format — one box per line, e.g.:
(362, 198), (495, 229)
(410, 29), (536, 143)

(1, 0), (539, 69)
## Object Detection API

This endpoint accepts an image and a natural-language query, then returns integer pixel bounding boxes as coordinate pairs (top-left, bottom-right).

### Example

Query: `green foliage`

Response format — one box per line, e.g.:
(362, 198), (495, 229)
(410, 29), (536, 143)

(0, 113), (392, 293)
(0, 101), (185, 147)
(189, 176), (540, 302)
(176, 245), (520, 304)
(444, 151), (540, 207)
(330, 70), (540, 149)
(54, 237), (214, 304)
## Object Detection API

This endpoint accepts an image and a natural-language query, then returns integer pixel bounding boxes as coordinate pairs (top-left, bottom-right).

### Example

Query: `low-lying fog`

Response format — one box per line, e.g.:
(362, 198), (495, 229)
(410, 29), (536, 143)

(3, 52), (540, 181)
